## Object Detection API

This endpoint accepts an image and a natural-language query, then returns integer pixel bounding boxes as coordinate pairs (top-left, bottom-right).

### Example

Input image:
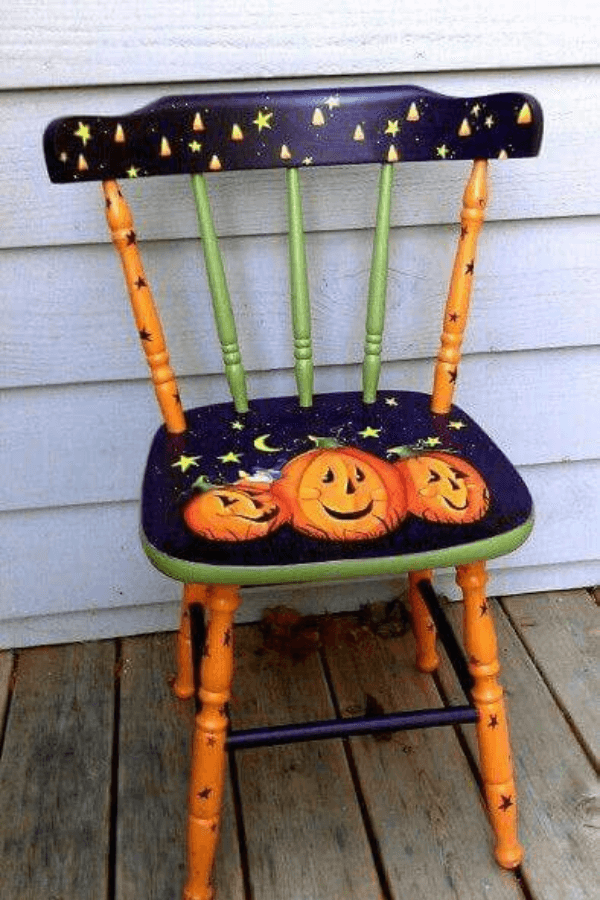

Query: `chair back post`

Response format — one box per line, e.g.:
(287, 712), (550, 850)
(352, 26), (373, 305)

(103, 179), (186, 433)
(286, 167), (313, 407)
(191, 173), (249, 414)
(431, 159), (488, 414)
(363, 161), (395, 403)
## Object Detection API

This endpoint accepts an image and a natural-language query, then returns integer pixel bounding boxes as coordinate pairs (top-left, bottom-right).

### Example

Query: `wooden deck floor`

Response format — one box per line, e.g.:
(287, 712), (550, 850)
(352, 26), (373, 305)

(0, 588), (598, 900)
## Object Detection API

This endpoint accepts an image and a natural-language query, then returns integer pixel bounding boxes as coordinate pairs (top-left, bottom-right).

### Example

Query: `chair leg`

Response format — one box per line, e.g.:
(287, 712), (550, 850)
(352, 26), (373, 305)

(408, 570), (439, 672)
(184, 584), (242, 900)
(456, 562), (523, 869)
(174, 584), (209, 700)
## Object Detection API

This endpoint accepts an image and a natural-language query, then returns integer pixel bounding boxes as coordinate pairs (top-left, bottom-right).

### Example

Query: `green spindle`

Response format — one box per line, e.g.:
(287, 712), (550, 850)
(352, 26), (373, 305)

(191, 174), (249, 413)
(363, 162), (394, 403)
(286, 168), (313, 407)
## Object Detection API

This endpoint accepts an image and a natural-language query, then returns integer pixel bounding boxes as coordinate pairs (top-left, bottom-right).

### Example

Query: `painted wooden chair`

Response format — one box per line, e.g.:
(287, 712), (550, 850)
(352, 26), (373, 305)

(44, 85), (542, 900)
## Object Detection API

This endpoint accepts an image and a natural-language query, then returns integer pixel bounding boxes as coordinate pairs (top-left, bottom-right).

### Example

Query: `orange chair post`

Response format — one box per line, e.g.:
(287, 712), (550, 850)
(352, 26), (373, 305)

(431, 160), (488, 414)
(185, 584), (241, 900)
(103, 180), (186, 433)
(456, 561), (523, 868)
(174, 584), (210, 700)
(408, 570), (439, 672)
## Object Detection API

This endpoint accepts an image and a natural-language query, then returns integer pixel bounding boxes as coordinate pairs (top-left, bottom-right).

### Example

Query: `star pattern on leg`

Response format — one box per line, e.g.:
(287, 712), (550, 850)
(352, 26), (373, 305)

(139, 327), (152, 342)
(134, 275), (147, 289)
(488, 714), (499, 729)
(222, 629), (232, 647)
(499, 794), (514, 812)
(198, 786), (213, 800)
(448, 368), (458, 384)
(125, 229), (137, 246)
(465, 260), (475, 275)
(206, 734), (217, 747)
(479, 601), (489, 616)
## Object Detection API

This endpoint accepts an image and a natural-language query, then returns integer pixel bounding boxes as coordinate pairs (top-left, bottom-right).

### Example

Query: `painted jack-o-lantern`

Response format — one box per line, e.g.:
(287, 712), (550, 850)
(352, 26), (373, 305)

(184, 481), (288, 541)
(273, 446), (407, 541)
(396, 452), (490, 524)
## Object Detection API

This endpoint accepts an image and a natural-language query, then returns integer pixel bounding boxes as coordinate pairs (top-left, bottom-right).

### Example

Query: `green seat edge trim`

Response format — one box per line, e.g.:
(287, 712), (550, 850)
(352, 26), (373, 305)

(140, 514), (534, 587)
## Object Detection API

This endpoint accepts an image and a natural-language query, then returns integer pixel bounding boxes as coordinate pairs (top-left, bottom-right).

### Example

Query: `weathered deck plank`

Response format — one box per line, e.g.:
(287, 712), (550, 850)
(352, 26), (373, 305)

(501, 590), (599, 765)
(116, 632), (244, 900)
(322, 616), (523, 899)
(231, 624), (382, 899)
(0, 642), (114, 900)
(438, 597), (600, 900)
(1, 587), (597, 900)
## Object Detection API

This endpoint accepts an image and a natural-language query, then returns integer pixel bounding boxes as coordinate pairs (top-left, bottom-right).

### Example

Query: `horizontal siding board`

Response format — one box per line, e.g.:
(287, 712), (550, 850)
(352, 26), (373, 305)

(1, 460), (599, 628)
(2, 348), (598, 512)
(1, 561), (599, 649)
(2, 2), (599, 89)
(3, 217), (600, 390)
(3, 68), (600, 250)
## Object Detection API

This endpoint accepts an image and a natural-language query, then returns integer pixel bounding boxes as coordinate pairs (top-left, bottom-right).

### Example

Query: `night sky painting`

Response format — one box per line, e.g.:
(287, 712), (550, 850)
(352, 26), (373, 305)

(141, 391), (533, 571)
(44, 86), (543, 182)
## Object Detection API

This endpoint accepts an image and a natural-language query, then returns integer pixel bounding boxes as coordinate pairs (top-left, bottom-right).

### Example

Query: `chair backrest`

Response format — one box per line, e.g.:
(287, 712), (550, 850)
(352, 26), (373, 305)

(44, 86), (543, 433)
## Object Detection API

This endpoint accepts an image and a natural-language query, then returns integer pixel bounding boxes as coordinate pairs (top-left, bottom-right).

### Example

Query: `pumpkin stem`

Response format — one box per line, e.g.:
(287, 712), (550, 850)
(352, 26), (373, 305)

(386, 444), (418, 459)
(386, 440), (459, 460)
(307, 434), (342, 449)
(191, 474), (218, 491)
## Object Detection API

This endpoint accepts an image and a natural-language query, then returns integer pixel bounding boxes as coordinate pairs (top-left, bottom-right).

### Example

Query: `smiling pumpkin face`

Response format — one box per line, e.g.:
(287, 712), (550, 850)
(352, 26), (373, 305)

(183, 482), (288, 541)
(273, 446), (407, 541)
(397, 452), (490, 524)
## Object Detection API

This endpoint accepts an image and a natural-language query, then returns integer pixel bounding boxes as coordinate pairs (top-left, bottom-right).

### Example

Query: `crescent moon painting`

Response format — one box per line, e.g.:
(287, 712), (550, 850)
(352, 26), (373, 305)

(253, 433), (284, 453)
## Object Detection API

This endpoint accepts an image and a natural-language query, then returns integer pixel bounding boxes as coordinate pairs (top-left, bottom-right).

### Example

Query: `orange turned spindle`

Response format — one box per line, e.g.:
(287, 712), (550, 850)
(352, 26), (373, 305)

(408, 571), (439, 673)
(185, 585), (241, 900)
(174, 584), (210, 700)
(431, 159), (488, 414)
(456, 562), (523, 868)
(103, 180), (186, 433)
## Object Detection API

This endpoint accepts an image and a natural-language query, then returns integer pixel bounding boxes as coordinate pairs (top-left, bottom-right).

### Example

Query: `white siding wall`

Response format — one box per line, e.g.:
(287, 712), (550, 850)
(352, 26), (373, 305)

(1, 1), (599, 647)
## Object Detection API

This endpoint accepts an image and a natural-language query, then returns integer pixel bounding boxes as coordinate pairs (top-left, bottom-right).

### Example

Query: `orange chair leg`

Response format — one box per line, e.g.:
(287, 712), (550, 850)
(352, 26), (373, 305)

(456, 562), (523, 869)
(174, 584), (209, 700)
(408, 570), (439, 673)
(184, 584), (241, 900)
